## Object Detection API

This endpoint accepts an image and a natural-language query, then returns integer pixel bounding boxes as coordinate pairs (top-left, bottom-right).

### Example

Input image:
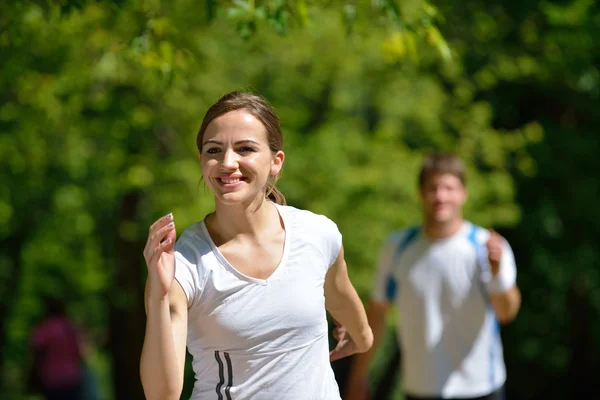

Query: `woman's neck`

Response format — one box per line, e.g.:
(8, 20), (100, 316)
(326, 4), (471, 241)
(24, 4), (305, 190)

(208, 197), (278, 245)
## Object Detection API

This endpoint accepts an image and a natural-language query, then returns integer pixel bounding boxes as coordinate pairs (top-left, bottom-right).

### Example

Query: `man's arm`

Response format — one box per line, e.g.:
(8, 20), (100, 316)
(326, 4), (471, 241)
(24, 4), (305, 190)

(487, 229), (521, 324)
(341, 231), (400, 398)
(490, 286), (521, 324)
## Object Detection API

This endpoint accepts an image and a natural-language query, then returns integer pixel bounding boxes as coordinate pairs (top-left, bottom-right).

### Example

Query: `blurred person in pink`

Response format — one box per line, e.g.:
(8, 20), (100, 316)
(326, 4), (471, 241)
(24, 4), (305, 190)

(29, 297), (83, 400)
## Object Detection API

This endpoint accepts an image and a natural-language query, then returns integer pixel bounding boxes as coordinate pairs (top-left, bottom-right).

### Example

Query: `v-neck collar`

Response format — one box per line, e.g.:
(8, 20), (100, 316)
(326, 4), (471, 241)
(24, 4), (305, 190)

(200, 203), (291, 286)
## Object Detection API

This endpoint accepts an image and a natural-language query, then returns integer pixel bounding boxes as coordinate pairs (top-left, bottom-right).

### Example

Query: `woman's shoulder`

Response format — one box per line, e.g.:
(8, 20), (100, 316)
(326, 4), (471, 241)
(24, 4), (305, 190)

(278, 204), (342, 266)
(173, 221), (214, 305)
(175, 221), (213, 259)
(277, 204), (339, 231)
(277, 204), (342, 248)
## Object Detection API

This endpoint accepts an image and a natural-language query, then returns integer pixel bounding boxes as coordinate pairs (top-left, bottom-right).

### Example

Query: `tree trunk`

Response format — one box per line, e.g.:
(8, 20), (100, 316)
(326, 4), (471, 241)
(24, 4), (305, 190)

(0, 236), (23, 390)
(567, 274), (596, 396)
(108, 191), (147, 400)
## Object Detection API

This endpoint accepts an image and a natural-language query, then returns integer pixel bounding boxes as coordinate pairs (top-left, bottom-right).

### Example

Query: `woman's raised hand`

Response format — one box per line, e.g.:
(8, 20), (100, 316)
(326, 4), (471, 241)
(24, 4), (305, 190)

(143, 213), (177, 300)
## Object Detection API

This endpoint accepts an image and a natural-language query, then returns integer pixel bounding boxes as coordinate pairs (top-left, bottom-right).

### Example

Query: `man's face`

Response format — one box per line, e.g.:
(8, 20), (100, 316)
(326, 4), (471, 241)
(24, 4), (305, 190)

(420, 173), (467, 224)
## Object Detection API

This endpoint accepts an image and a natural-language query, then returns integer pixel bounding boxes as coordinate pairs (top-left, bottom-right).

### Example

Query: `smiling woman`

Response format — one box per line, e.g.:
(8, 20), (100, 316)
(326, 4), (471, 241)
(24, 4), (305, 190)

(199, 109), (284, 208)
(140, 91), (373, 400)
(197, 92), (286, 206)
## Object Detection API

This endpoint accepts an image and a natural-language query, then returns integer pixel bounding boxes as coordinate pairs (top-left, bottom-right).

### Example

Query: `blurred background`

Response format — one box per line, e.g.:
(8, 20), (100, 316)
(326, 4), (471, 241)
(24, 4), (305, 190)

(1, 0), (598, 399)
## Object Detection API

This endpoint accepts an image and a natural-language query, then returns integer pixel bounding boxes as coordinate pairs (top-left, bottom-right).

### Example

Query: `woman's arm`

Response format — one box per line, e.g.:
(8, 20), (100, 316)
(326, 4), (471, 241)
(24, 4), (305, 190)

(324, 245), (373, 359)
(140, 281), (188, 400)
(139, 214), (187, 400)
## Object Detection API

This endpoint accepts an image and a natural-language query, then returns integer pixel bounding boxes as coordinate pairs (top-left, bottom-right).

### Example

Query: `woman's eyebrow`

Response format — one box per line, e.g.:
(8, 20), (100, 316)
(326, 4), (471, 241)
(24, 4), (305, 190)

(203, 139), (260, 146)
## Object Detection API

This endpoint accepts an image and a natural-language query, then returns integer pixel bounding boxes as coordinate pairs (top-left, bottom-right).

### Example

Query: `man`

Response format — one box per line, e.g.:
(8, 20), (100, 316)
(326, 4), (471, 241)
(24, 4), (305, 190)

(345, 153), (521, 400)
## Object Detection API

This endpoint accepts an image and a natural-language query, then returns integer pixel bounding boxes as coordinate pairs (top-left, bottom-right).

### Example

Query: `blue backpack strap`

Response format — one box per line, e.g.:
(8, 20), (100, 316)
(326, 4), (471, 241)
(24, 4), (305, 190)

(385, 226), (420, 302)
(467, 223), (491, 303)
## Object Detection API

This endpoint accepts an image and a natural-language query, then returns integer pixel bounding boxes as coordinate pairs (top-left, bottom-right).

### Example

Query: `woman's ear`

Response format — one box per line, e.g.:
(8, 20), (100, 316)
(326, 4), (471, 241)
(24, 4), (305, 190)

(271, 150), (285, 176)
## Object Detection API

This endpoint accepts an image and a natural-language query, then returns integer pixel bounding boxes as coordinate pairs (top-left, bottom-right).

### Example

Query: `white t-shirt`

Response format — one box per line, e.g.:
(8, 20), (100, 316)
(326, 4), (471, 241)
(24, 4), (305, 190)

(175, 203), (343, 400)
(372, 222), (517, 398)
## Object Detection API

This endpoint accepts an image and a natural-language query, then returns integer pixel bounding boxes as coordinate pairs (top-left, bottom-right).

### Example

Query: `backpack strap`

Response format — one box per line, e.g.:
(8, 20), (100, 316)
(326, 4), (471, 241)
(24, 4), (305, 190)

(467, 223), (491, 304)
(385, 226), (420, 302)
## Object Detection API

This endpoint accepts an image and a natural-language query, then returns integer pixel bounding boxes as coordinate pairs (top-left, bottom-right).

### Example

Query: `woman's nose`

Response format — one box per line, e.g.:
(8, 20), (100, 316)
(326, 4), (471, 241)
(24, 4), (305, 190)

(221, 148), (239, 169)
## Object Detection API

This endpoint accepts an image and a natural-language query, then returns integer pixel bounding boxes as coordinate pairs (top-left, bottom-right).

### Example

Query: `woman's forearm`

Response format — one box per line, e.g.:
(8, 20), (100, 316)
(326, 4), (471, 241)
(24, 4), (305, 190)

(324, 248), (373, 353)
(325, 278), (373, 352)
(140, 296), (184, 400)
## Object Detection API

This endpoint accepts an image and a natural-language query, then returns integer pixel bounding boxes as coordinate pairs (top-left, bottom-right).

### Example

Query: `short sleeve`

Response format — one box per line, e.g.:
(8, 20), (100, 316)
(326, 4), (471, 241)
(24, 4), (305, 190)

(372, 233), (403, 303)
(320, 216), (342, 268)
(281, 206), (342, 270)
(488, 239), (517, 294)
(174, 239), (202, 308)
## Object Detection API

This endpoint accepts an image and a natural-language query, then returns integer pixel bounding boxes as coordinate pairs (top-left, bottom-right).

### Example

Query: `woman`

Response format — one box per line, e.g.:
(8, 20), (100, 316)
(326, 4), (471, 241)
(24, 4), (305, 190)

(140, 91), (372, 399)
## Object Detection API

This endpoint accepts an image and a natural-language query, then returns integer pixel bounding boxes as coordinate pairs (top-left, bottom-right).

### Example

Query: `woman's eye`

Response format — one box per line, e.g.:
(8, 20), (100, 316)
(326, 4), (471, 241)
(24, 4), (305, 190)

(239, 147), (256, 153)
(206, 148), (219, 154)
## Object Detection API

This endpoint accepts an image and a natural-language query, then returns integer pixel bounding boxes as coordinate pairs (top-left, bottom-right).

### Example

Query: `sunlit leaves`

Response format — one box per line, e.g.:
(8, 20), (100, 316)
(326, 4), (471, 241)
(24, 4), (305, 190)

(4, 0), (591, 396)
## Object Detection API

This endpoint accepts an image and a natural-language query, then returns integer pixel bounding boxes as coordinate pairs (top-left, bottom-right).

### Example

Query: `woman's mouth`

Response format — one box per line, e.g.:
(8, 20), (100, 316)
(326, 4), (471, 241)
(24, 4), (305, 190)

(219, 178), (242, 184)
(217, 177), (247, 187)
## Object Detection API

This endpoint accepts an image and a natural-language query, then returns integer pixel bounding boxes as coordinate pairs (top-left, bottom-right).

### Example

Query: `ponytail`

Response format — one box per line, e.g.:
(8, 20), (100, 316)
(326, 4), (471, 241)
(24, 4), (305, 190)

(266, 185), (286, 205)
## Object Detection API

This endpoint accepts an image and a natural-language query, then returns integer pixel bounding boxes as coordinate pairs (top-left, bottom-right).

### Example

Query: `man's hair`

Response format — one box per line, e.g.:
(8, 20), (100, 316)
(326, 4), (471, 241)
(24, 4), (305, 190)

(418, 152), (466, 188)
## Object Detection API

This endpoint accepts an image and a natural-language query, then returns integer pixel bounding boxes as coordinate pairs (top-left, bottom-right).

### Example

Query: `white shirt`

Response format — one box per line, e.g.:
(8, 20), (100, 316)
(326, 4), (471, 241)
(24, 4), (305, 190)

(175, 203), (343, 400)
(372, 222), (517, 398)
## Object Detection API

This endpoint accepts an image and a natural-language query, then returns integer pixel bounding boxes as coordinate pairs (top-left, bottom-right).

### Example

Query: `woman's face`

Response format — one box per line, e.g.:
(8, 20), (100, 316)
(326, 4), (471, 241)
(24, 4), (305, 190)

(200, 110), (284, 206)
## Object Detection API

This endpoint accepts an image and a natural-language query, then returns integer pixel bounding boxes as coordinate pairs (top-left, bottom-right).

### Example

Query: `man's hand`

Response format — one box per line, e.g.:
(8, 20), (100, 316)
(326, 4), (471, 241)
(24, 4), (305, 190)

(486, 229), (522, 324)
(486, 229), (503, 276)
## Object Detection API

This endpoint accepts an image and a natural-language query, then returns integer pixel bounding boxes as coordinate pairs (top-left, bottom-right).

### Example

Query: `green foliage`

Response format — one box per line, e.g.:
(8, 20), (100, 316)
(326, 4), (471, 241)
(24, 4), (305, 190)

(1, 0), (598, 398)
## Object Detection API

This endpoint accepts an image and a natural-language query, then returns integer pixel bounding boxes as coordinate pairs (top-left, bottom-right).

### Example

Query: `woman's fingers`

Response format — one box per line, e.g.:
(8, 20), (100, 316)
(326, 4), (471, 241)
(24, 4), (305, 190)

(144, 213), (176, 263)
(329, 340), (355, 362)
(144, 224), (175, 263)
(150, 222), (176, 249)
(147, 237), (174, 267)
(149, 213), (173, 234)
(333, 326), (346, 341)
(329, 328), (359, 362)
(163, 225), (177, 247)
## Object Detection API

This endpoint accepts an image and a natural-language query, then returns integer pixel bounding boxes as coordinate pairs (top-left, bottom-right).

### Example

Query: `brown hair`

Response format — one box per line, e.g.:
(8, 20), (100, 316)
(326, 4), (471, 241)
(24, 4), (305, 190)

(418, 152), (466, 188)
(196, 91), (286, 205)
